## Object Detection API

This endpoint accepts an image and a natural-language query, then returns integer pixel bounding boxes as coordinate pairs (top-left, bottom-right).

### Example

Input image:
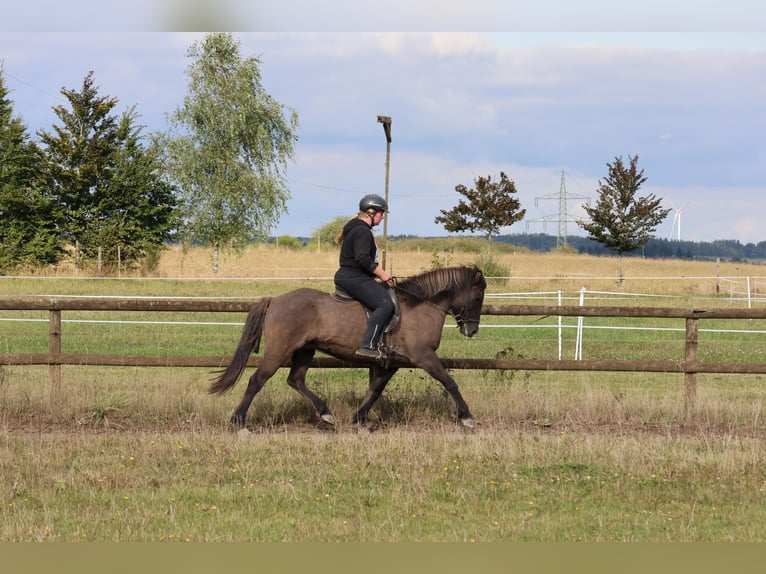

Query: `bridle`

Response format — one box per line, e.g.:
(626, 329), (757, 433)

(450, 305), (480, 330)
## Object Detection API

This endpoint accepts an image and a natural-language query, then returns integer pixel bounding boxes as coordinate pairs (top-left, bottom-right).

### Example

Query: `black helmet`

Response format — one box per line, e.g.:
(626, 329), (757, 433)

(359, 193), (389, 213)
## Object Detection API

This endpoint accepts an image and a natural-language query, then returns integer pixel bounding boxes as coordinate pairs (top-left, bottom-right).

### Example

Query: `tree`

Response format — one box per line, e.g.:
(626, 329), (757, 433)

(0, 65), (62, 272)
(577, 155), (670, 281)
(434, 172), (525, 256)
(314, 215), (349, 251)
(37, 72), (176, 271)
(161, 33), (299, 273)
(94, 112), (178, 268)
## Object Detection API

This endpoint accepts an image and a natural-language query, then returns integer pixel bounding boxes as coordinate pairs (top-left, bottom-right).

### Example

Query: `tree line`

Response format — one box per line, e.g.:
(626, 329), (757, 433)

(487, 234), (766, 263)
(0, 33), (297, 275)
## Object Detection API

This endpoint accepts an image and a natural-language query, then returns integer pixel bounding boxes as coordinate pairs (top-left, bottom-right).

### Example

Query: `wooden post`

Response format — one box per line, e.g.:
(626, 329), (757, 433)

(715, 258), (720, 294)
(49, 310), (62, 399)
(684, 317), (699, 407)
(377, 115), (392, 270)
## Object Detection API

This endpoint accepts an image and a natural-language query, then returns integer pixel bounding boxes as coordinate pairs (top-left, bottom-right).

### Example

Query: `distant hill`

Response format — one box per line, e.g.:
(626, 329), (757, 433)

(385, 233), (766, 264)
(492, 233), (766, 263)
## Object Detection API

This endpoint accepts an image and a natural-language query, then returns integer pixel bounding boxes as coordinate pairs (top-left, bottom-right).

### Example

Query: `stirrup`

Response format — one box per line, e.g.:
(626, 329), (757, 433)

(355, 346), (387, 360)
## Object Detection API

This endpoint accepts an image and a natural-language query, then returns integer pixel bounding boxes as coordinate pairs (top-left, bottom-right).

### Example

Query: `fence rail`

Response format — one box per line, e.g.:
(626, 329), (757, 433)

(3, 297), (766, 405)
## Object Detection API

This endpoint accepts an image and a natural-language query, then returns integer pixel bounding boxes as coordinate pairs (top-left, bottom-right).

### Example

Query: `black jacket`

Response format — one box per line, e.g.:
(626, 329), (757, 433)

(337, 218), (378, 277)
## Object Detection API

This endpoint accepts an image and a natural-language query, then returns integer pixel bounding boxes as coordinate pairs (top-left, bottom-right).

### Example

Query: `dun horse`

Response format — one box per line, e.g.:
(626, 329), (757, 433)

(210, 265), (487, 429)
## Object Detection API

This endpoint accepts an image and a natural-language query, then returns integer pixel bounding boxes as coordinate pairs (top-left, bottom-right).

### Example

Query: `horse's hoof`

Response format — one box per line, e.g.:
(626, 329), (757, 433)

(460, 417), (476, 429)
(365, 422), (380, 433)
(320, 413), (335, 426)
(237, 428), (251, 438)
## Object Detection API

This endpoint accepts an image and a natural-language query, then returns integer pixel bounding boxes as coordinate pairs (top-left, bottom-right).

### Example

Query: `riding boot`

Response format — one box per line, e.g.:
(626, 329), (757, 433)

(355, 323), (387, 359)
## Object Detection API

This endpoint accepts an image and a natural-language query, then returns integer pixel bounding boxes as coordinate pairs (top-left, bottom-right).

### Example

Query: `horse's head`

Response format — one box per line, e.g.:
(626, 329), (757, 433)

(451, 266), (486, 338)
(396, 265), (487, 337)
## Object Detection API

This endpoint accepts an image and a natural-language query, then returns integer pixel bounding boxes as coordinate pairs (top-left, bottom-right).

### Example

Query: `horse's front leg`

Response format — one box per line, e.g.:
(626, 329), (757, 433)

(416, 354), (475, 428)
(352, 366), (398, 426)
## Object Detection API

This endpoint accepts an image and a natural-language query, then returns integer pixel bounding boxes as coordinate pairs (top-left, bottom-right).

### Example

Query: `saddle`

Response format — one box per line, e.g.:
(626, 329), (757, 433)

(331, 285), (400, 333)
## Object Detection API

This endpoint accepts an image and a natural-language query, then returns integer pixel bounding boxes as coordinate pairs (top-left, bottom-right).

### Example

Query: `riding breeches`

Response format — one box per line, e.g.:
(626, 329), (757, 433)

(334, 271), (395, 349)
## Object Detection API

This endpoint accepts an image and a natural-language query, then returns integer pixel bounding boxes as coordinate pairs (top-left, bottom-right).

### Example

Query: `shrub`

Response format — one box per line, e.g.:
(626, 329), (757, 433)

(276, 235), (302, 250)
(474, 253), (509, 285)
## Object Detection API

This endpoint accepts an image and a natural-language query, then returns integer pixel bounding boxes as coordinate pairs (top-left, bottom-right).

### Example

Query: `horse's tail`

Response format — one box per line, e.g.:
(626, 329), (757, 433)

(209, 298), (271, 394)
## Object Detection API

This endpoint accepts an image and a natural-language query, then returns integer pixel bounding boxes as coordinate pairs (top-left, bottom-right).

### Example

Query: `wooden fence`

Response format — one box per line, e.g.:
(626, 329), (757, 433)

(3, 297), (766, 404)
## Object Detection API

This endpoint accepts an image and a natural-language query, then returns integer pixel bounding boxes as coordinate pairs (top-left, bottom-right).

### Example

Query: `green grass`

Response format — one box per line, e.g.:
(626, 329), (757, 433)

(3, 424), (766, 541)
(3, 362), (766, 542)
(4, 264), (766, 541)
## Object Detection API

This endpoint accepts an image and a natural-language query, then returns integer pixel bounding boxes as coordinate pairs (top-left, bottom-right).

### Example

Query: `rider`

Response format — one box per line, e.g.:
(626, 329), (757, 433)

(334, 193), (395, 359)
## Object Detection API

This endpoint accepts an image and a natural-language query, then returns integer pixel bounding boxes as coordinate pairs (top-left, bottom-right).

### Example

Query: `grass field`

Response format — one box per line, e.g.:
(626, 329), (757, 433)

(3, 242), (766, 542)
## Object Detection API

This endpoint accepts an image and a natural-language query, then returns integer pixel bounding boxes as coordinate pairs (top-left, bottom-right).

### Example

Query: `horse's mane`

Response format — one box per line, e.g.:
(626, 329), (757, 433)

(395, 265), (481, 305)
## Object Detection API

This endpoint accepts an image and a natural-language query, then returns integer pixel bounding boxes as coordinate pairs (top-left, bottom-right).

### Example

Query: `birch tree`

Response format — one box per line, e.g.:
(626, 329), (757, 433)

(161, 33), (299, 273)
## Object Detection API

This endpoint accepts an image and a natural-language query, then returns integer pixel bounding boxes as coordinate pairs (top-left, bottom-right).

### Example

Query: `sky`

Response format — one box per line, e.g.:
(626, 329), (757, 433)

(2, 2), (765, 244)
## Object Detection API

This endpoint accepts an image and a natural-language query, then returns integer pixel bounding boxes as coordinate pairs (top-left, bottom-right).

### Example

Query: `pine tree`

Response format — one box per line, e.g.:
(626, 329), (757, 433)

(90, 108), (177, 269)
(37, 72), (176, 271)
(578, 155), (670, 281)
(0, 66), (62, 272)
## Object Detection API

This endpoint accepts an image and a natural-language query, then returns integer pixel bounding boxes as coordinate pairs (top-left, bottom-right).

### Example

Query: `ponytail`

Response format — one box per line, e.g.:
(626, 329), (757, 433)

(335, 211), (375, 244)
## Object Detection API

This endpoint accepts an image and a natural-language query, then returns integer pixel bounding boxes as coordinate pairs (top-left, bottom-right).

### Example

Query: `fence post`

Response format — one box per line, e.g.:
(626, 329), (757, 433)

(684, 317), (698, 407)
(557, 290), (562, 360)
(715, 258), (720, 294)
(49, 310), (62, 400)
(575, 287), (585, 360)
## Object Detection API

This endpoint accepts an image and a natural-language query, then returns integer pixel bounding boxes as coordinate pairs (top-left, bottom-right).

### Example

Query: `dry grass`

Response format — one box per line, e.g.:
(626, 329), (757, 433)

(4, 243), (766, 541)
(24, 239), (763, 280)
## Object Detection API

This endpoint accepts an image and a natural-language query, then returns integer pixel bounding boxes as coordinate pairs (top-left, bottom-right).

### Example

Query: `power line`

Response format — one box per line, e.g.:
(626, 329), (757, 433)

(3, 70), (61, 101)
(289, 179), (361, 195)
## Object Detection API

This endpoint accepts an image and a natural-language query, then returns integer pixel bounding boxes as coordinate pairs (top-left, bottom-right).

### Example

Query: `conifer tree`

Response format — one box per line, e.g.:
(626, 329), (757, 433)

(0, 66), (61, 272)
(578, 155), (670, 281)
(37, 72), (176, 271)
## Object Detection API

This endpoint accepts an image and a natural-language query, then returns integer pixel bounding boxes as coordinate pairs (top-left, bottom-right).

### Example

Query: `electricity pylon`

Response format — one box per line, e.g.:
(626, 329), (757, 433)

(526, 171), (590, 247)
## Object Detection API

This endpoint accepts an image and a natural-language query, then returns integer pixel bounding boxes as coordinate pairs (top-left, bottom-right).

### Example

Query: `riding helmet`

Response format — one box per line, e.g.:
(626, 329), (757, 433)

(359, 193), (389, 213)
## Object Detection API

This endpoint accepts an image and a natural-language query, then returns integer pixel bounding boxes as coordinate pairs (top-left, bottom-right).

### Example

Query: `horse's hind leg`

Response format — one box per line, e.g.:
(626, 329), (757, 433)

(352, 366), (398, 426)
(285, 348), (335, 426)
(230, 360), (281, 429)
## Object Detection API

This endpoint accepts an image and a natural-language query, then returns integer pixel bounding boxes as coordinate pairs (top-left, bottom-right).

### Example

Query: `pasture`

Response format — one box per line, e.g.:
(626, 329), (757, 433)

(3, 242), (766, 542)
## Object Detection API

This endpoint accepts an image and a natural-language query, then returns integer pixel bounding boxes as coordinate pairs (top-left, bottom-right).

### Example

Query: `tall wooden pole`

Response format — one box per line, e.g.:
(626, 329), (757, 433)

(377, 115), (392, 270)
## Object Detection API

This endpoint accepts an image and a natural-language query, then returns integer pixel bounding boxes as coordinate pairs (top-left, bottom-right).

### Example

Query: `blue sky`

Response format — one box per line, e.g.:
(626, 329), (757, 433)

(2, 5), (765, 243)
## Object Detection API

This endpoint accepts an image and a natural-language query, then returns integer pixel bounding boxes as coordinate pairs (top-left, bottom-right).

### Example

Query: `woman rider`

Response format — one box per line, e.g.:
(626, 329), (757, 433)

(334, 194), (394, 359)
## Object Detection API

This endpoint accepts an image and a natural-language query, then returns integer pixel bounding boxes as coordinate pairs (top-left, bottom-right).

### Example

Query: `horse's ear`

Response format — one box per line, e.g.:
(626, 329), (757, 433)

(473, 268), (484, 285)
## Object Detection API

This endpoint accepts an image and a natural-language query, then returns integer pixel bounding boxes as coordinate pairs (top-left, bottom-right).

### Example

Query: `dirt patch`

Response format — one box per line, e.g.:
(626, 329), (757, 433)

(4, 410), (766, 440)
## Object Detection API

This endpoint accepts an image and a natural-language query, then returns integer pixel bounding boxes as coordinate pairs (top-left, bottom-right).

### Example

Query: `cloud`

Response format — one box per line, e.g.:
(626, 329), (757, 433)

(1, 31), (764, 243)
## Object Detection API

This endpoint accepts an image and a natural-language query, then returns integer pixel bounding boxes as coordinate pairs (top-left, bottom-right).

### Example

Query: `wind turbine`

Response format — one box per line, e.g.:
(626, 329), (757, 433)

(669, 201), (689, 241)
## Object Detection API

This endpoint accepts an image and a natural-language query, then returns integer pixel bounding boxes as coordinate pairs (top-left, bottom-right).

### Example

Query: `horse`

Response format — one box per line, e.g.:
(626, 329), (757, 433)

(209, 265), (487, 430)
